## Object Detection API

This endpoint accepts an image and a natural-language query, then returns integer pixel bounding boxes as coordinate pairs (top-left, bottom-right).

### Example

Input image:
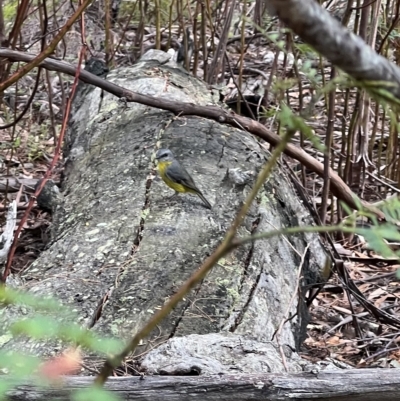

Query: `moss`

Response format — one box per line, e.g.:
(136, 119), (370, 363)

(3, 0), (18, 21)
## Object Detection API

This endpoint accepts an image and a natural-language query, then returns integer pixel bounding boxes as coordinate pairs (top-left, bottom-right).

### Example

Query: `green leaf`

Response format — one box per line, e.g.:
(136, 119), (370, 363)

(267, 33), (280, 41)
(58, 324), (122, 354)
(10, 316), (59, 339)
(379, 197), (400, 223)
(0, 378), (14, 400)
(0, 287), (69, 314)
(356, 226), (400, 258)
(340, 201), (355, 218)
(294, 43), (313, 54)
(278, 105), (325, 152)
(88, 337), (124, 355)
(72, 387), (122, 401)
(0, 351), (41, 377)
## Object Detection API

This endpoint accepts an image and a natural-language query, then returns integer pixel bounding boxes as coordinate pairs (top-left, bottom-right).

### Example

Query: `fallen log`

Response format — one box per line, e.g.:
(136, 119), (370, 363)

(7, 369), (400, 401)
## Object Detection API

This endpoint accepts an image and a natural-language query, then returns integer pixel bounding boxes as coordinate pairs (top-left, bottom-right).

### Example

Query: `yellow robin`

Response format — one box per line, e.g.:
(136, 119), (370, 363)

(155, 148), (212, 209)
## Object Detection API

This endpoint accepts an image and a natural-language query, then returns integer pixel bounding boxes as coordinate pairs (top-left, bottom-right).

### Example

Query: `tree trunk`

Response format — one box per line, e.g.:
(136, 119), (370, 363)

(1, 50), (327, 375)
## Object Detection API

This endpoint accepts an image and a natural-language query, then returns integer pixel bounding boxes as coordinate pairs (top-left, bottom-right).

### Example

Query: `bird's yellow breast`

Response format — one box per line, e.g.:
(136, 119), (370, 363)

(157, 161), (189, 193)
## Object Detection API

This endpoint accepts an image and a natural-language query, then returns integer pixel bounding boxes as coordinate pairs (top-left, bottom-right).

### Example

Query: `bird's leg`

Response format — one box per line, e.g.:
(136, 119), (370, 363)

(168, 191), (180, 200)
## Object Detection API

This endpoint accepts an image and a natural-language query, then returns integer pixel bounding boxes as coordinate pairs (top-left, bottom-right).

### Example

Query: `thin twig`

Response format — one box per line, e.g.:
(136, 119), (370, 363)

(273, 244), (309, 372)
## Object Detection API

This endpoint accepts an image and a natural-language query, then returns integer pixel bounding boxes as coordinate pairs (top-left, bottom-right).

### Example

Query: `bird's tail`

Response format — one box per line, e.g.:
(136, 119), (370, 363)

(197, 192), (212, 209)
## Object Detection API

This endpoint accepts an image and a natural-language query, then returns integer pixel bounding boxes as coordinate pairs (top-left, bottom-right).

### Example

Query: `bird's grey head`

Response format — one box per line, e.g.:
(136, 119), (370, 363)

(156, 148), (174, 162)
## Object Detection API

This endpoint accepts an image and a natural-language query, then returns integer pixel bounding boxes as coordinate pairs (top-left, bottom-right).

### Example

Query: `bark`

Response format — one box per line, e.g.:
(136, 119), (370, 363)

(7, 368), (400, 401)
(1, 51), (327, 373)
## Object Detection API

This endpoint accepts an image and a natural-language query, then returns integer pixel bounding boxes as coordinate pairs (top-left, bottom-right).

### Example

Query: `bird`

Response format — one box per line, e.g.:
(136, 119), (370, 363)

(176, 27), (194, 69)
(155, 148), (212, 209)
